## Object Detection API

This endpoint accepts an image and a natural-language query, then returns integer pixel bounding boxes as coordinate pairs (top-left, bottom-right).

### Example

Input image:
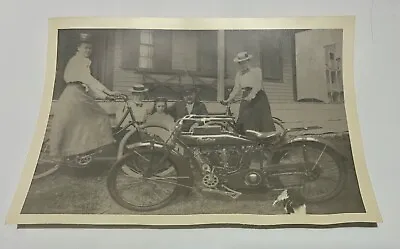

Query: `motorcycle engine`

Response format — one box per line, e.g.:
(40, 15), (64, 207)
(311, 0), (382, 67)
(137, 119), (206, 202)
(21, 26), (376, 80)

(195, 145), (252, 173)
(194, 144), (268, 193)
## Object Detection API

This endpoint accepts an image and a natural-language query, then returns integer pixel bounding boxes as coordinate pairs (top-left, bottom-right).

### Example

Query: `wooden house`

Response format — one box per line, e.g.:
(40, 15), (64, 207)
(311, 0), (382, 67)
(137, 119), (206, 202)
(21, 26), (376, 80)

(50, 28), (348, 133)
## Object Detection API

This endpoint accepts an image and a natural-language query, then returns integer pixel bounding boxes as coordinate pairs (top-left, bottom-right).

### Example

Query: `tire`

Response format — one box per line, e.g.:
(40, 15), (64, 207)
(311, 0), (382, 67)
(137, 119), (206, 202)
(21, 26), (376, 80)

(271, 141), (347, 203)
(119, 124), (175, 176)
(32, 138), (61, 181)
(107, 146), (187, 212)
(272, 117), (285, 134)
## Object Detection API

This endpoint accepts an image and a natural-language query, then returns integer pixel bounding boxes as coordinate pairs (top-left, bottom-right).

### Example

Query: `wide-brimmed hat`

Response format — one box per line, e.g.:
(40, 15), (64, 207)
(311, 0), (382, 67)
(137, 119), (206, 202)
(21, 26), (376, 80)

(129, 83), (148, 93)
(182, 86), (198, 95)
(233, 51), (253, 63)
(78, 33), (93, 44)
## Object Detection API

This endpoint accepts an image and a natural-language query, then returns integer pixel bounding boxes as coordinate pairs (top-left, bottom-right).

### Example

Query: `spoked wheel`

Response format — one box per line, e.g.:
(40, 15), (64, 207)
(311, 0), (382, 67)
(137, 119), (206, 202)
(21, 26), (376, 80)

(107, 147), (189, 212)
(32, 137), (61, 181)
(120, 125), (175, 177)
(271, 141), (347, 203)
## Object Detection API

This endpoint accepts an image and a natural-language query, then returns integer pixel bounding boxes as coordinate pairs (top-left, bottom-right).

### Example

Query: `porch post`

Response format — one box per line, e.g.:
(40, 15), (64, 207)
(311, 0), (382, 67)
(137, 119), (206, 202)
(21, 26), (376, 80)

(217, 30), (225, 101)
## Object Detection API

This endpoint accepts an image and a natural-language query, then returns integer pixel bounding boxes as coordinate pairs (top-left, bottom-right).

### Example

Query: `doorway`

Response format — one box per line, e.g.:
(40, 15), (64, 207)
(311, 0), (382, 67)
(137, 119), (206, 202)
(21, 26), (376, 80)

(52, 29), (116, 100)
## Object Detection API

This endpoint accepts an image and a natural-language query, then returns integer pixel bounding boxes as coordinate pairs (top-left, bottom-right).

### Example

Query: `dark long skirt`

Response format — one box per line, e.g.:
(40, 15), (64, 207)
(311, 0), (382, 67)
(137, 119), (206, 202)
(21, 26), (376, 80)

(236, 89), (276, 133)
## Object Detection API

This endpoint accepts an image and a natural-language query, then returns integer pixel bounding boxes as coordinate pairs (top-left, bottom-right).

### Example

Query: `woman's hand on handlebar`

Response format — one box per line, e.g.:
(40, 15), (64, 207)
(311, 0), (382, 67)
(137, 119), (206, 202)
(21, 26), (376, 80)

(110, 90), (123, 97)
(112, 91), (129, 101)
(220, 98), (242, 105)
(104, 92), (128, 102)
(105, 95), (117, 101)
(220, 99), (230, 105)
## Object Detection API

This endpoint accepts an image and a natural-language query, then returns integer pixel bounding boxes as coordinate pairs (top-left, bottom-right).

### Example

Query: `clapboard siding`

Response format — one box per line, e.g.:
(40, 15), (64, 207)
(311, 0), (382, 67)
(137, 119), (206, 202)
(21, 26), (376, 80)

(171, 31), (197, 71)
(112, 30), (295, 103)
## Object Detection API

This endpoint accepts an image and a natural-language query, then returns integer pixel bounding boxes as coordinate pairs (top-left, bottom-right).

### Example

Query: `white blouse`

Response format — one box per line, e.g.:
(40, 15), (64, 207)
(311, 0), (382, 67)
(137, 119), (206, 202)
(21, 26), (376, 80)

(228, 67), (264, 101)
(63, 53), (107, 98)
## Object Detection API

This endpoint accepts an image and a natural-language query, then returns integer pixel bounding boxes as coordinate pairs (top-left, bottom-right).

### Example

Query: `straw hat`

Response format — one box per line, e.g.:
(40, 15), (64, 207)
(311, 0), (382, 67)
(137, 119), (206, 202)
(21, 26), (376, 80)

(233, 51), (253, 63)
(78, 33), (93, 44)
(129, 84), (148, 93)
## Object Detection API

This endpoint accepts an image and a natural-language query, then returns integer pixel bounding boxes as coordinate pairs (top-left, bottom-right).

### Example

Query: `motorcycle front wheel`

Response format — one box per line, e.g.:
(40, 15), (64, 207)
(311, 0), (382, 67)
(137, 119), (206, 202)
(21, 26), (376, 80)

(107, 146), (188, 212)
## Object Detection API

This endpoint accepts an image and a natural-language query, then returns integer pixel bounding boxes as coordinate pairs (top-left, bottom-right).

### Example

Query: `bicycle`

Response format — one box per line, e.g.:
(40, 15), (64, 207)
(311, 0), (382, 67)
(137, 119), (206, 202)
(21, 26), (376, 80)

(32, 93), (167, 181)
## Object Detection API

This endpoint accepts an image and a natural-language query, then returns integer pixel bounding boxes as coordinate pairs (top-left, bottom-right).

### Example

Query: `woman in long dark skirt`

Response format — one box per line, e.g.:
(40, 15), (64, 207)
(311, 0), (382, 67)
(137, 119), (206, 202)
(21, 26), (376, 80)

(222, 51), (286, 191)
(222, 51), (276, 134)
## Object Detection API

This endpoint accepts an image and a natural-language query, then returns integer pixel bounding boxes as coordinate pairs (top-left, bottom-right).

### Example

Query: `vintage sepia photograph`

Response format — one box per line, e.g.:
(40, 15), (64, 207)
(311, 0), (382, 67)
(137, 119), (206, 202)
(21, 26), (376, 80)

(6, 17), (382, 227)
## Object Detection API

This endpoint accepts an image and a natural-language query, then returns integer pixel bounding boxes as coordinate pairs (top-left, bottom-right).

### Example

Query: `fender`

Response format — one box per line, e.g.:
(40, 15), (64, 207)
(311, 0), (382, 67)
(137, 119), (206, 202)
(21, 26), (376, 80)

(274, 135), (348, 161)
(273, 117), (283, 123)
(117, 123), (172, 160)
(117, 128), (138, 160)
(126, 141), (194, 190)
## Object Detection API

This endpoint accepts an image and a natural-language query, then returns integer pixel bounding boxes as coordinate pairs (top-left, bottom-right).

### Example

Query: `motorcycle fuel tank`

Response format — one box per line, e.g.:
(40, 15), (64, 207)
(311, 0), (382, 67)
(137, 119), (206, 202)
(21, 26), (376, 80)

(180, 133), (254, 146)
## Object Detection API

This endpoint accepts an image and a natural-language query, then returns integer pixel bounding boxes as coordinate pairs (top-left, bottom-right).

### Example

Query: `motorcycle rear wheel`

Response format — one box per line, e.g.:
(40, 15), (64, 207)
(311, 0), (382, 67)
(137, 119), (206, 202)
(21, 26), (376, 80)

(270, 141), (347, 203)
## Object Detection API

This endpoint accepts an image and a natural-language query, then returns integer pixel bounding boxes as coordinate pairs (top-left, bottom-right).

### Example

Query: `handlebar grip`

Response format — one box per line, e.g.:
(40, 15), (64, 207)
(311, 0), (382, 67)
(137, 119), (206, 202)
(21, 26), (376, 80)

(113, 94), (128, 102)
(220, 100), (228, 106)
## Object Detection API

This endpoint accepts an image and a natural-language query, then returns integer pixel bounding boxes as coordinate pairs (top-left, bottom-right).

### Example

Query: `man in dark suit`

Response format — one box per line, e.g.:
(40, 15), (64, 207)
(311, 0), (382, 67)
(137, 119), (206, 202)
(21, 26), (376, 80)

(167, 86), (208, 131)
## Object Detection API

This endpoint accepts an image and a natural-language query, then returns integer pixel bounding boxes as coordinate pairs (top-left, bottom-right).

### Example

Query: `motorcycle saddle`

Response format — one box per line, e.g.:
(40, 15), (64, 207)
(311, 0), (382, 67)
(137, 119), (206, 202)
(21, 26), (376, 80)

(245, 130), (281, 140)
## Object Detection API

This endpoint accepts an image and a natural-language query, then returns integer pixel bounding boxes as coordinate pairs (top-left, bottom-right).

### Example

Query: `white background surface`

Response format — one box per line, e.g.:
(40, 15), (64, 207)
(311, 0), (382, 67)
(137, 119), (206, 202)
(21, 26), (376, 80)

(0, 0), (398, 248)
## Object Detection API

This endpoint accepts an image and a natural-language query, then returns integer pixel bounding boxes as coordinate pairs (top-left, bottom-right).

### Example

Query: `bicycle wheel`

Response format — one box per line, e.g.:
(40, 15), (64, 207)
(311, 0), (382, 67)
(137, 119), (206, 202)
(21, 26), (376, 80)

(32, 137), (60, 181)
(273, 117), (286, 135)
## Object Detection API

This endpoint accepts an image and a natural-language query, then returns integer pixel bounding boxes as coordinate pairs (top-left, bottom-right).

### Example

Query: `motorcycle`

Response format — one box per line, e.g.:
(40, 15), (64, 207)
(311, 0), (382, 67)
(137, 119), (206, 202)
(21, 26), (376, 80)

(106, 113), (348, 212)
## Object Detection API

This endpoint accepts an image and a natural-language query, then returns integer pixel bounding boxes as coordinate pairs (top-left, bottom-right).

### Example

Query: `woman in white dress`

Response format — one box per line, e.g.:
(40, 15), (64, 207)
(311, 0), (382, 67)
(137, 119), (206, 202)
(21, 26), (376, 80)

(222, 51), (276, 134)
(49, 33), (122, 163)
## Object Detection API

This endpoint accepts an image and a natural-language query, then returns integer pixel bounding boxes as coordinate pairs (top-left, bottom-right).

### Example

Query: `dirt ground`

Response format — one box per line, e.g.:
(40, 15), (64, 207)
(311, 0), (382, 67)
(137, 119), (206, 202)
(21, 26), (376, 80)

(21, 137), (365, 216)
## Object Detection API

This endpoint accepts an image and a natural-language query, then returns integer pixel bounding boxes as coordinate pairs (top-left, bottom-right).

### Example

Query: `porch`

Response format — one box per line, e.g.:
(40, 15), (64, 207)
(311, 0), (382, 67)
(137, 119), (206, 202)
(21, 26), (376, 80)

(50, 28), (348, 134)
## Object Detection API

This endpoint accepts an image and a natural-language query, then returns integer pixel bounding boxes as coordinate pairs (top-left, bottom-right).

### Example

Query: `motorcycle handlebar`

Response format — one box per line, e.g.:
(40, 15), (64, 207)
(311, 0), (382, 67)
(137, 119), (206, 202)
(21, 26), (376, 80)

(219, 99), (241, 106)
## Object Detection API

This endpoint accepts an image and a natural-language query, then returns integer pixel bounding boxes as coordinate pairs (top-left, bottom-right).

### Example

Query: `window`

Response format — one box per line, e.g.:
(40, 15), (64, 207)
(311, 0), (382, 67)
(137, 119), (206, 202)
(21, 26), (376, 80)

(260, 32), (284, 82)
(324, 43), (344, 103)
(120, 30), (218, 100)
(121, 29), (172, 72)
(123, 30), (218, 76)
(138, 30), (154, 69)
(139, 30), (172, 72)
